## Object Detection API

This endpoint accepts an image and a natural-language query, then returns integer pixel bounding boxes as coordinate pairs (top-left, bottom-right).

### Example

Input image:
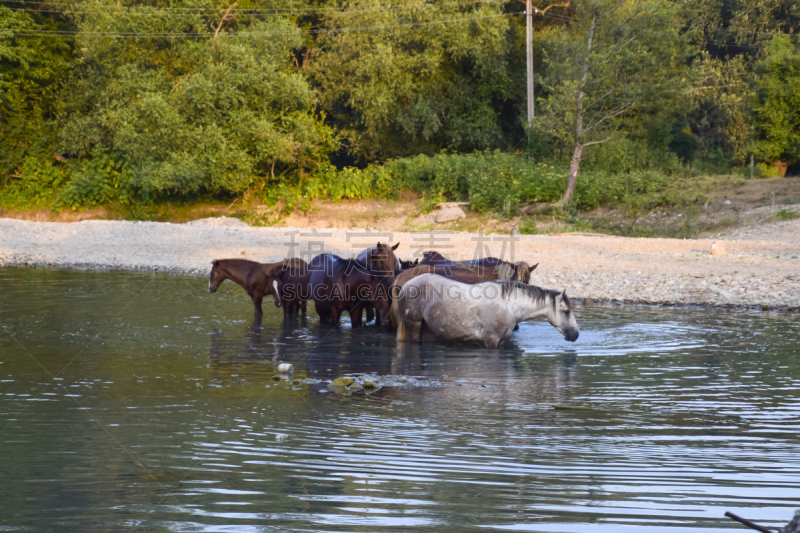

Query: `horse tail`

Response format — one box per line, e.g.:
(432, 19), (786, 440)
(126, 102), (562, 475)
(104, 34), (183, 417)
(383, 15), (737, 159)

(395, 285), (408, 341)
(396, 312), (409, 342)
(387, 296), (399, 332)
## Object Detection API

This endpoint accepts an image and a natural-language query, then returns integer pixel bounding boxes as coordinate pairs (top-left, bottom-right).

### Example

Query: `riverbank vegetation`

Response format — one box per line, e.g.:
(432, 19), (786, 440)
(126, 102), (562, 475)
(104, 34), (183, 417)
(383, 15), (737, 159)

(2, 0), (799, 226)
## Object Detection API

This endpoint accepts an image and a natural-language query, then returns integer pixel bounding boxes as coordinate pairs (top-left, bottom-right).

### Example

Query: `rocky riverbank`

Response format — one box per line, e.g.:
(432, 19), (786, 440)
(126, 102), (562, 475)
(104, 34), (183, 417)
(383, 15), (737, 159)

(1, 217), (799, 311)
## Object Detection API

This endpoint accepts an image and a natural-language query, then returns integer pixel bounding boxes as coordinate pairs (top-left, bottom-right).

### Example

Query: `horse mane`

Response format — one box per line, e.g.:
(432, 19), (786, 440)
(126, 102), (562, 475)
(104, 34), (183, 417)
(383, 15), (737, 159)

(213, 258), (261, 268)
(331, 258), (394, 279)
(493, 281), (565, 308)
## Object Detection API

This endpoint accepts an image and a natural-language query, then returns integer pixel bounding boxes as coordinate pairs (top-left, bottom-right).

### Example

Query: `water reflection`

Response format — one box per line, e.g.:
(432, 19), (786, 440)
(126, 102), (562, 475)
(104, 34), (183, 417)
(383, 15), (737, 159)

(0, 267), (799, 533)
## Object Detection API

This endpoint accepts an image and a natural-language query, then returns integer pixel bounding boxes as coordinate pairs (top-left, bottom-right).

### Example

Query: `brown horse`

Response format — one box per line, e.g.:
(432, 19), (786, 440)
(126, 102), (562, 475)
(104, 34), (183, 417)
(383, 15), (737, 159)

(209, 258), (309, 320)
(356, 242), (401, 274)
(385, 261), (538, 331)
(309, 254), (392, 327)
(356, 242), (402, 322)
(420, 251), (538, 284)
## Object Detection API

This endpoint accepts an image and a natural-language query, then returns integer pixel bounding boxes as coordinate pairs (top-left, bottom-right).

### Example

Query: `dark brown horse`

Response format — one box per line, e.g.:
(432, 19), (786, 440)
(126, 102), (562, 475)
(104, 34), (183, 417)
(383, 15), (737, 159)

(356, 242), (401, 274)
(386, 261), (538, 331)
(309, 254), (392, 327)
(420, 251), (538, 284)
(209, 258), (309, 320)
(356, 242), (402, 323)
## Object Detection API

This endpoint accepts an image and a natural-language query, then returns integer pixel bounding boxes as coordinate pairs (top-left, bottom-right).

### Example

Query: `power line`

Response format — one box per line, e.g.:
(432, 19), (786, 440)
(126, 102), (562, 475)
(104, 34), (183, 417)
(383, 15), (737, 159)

(8, 10), (524, 38)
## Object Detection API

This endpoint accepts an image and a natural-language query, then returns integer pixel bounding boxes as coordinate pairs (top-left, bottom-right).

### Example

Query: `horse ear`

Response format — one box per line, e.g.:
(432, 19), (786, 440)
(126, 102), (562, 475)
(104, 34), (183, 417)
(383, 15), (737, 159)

(392, 242), (400, 250)
(529, 263), (539, 273)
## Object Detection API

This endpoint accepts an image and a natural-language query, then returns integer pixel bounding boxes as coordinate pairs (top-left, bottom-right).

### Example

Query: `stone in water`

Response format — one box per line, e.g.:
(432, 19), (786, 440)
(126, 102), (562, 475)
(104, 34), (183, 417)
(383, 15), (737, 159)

(277, 363), (294, 374)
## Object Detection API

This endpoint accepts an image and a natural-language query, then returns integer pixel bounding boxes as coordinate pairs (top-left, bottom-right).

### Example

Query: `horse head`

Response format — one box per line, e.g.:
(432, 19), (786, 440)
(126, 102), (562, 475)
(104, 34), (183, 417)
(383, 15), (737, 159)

(367, 242), (400, 274)
(209, 260), (225, 292)
(266, 262), (287, 308)
(512, 262), (539, 284)
(547, 289), (579, 342)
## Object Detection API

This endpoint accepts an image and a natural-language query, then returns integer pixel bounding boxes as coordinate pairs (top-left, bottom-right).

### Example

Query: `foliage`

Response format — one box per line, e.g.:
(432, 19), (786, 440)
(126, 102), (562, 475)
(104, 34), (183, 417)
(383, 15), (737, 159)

(312, 0), (518, 161)
(750, 35), (800, 164)
(59, 10), (335, 199)
(774, 208), (800, 221)
(0, 0), (799, 219)
(0, 7), (73, 180)
(687, 53), (753, 164)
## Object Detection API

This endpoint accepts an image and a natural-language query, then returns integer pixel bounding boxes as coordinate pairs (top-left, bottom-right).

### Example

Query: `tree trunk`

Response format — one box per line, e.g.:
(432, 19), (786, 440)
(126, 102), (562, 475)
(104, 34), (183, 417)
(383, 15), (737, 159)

(557, 10), (597, 207)
(560, 143), (584, 206)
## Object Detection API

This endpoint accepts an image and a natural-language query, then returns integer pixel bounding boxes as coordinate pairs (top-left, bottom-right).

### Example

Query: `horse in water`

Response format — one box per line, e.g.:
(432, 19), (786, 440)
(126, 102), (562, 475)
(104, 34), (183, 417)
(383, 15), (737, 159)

(356, 242), (401, 322)
(396, 274), (579, 348)
(209, 258), (309, 320)
(356, 242), (401, 274)
(385, 262), (539, 331)
(420, 251), (538, 284)
(309, 254), (392, 327)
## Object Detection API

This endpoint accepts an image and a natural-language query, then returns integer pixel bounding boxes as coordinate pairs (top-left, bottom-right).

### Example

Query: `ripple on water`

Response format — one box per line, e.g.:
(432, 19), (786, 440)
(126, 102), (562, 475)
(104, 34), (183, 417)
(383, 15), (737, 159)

(0, 268), (798, 532)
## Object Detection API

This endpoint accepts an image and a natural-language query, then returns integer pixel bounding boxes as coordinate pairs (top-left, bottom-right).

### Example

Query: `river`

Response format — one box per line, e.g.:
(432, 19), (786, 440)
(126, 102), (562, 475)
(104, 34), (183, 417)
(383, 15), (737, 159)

(1, 267), (798, 532)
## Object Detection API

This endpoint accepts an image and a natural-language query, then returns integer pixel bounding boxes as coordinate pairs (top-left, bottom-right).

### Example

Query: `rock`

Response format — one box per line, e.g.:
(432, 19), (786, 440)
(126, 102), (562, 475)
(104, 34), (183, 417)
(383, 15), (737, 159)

(723, 200), (731, 205)
(195, 382), (203, 389)
(330, 376), (354, 387)
(711, 242), (726, 256)
(277, 363), (294, 374)
(271, 375), (281, 381)
(363, 380), (377, 389)
(435, 206), (466, 223)
(275, 433), (287, 442)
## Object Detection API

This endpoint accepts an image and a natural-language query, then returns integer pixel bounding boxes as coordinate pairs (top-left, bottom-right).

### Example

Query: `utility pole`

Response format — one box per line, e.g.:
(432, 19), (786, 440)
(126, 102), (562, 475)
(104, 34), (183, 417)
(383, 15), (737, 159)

(526, 0), (534, 128)
(523, 2), (569, 132)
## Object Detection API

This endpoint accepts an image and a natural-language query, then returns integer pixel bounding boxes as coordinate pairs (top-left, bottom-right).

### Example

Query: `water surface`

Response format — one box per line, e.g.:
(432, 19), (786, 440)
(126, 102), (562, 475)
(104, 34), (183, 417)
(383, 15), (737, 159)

(1, 267), (799, 532)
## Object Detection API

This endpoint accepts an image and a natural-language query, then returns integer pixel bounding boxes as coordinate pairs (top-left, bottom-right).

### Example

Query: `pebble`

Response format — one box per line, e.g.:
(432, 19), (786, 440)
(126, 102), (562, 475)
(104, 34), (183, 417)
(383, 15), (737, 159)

(277, 363), (294, 374)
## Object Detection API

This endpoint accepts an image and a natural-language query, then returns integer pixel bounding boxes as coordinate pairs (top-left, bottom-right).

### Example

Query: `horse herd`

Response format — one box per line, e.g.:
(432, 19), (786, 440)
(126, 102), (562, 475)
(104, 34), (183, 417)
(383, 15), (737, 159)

(208, 242), (579, 348)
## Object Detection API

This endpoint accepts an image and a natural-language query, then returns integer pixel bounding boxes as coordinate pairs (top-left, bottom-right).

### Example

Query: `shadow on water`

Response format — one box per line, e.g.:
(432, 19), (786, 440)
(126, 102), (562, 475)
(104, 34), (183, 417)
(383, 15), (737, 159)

(1, 267), (799, 532)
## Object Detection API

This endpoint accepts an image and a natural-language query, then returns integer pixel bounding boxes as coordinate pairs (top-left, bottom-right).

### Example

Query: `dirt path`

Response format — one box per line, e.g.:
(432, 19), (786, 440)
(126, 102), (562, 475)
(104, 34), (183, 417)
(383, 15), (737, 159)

(1, 217), (798, 311)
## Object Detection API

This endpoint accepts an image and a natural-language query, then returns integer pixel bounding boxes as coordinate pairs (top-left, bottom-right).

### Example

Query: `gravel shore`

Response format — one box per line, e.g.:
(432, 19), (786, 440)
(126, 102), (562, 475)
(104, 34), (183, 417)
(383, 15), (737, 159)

(2, 216), (799, 311)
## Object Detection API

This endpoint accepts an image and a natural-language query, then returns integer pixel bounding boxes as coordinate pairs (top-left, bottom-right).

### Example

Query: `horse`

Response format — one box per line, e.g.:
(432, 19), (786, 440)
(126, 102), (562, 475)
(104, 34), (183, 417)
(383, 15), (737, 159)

(355, 242), (400, 322)
(399, 258), (420, 269)
(208, 258), (310, 320)
(356, 242), (401, 273)
(309, 254), (392, 327)
(396, 274), (579, 348)
(420, 250), (538, 284)
(385, 261), (539, 332)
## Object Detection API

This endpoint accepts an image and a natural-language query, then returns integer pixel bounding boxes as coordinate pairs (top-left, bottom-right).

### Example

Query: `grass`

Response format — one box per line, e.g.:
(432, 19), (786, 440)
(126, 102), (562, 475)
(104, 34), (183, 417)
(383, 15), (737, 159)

(774, 209), (800, 221)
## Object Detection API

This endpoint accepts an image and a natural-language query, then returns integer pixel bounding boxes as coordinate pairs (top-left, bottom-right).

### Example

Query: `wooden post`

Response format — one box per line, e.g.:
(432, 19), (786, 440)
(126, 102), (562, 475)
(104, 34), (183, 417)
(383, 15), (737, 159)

(750, 154), (754, 179)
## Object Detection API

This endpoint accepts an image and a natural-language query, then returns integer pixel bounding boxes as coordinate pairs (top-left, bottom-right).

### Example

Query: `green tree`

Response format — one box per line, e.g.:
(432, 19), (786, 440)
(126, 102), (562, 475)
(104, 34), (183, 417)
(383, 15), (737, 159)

(59, 4), (334, 199)
(750, 34), (800, 164)
(0, 6), (72, 180)
(687, 52), (753, 164)
(312, 0), (519, 161)
(534, 0), (694, 205)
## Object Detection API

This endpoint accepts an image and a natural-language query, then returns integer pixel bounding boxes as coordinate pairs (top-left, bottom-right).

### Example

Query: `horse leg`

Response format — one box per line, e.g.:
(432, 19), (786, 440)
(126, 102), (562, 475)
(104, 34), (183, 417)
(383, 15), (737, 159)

(484, 335), (501, 349)
(252, 295), (264, 319)
(301, 300), (307, 315)
(330, 307), (341, 326)
(315, 302), (330, 323)
(421, 320), (436, 343)
(350, 304), (363, 328)
(365, 304), (374, 323)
